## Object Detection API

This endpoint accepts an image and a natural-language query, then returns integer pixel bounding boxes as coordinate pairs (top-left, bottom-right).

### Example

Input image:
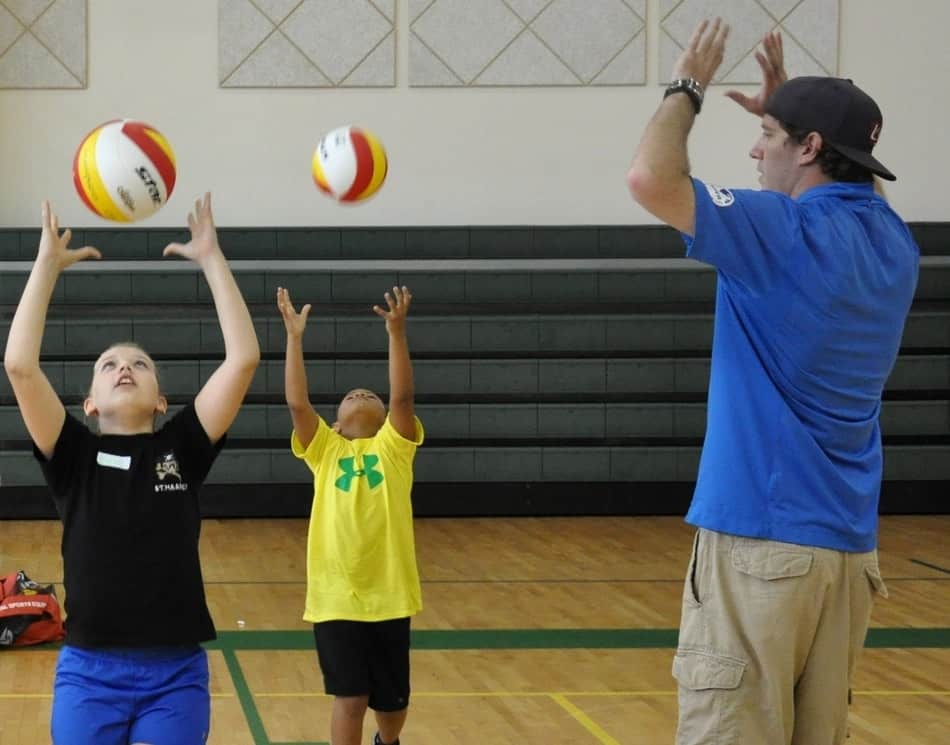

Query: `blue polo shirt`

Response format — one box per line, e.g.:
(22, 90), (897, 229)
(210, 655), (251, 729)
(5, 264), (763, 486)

(684, 179), (919, 551)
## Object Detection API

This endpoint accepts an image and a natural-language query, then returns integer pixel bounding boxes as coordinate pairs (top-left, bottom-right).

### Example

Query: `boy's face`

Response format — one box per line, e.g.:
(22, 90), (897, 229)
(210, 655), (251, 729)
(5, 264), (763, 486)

(335, 388), (386, 437)
(84, 344), (166, 423)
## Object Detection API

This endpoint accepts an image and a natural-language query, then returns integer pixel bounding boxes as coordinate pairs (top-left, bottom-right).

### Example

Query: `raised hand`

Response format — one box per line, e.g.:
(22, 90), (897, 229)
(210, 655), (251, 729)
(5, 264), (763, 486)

(671, 17), (730, 88)
(163, 192), (221, 266)
(37, 201), (101, 270)
(373, 286), (412, 333)
(725, 30), (787, 116)
(277, 286), (311, 338)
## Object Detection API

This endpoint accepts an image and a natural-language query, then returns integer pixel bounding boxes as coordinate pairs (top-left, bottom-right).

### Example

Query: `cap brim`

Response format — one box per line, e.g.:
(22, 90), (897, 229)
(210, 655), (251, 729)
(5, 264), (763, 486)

(829, 143), (896, 181)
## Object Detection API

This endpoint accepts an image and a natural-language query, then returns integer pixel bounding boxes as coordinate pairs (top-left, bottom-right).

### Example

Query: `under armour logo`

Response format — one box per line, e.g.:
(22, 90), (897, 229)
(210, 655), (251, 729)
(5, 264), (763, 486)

(869, 122), (881, 143)
(335, 455), (384, 492)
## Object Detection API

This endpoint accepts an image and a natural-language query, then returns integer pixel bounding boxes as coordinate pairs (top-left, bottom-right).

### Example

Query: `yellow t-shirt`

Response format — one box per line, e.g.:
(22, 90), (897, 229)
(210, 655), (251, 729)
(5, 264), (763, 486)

(291, 414), (424, 622)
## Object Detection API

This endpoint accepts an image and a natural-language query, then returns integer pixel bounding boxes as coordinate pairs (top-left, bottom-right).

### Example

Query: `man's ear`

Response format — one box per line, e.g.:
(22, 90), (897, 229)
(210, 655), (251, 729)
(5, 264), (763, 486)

(82, 397), (98, 418)
(799, 131), (824, 166)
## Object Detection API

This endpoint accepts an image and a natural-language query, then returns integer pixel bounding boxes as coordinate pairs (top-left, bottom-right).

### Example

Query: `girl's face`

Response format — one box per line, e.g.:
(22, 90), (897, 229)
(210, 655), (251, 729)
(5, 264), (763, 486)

(83, 344), (166, 426)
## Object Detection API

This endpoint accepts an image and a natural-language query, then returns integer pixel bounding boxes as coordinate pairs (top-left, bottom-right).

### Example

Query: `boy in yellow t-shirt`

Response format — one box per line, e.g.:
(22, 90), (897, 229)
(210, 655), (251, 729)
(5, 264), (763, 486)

(278, 285), (423, 745)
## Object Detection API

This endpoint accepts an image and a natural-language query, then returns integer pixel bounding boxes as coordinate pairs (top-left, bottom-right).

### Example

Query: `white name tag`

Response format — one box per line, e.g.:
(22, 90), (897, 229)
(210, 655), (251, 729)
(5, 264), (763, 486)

(96, 451), (131, 470)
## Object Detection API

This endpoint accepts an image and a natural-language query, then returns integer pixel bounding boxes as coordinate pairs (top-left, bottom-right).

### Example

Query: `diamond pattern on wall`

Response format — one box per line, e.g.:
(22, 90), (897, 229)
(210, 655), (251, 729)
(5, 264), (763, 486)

(659, 0), (838, 84)
(410, 0), (646, 87)
(219, 0), (395, 88)
(0, 0), (85, 88)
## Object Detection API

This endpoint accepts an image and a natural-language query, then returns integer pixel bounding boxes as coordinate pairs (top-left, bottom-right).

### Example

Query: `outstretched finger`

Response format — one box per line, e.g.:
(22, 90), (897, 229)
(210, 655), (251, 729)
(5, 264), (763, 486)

(686, 18), (710, 51)
(372, 304), (389, 319)
(695, 17), (721, 54)
(298, 303), (312, 322)
(162, 242), (187, 259)
(72, 246), (102, 262)
(715, 21), (730, 50)
(41, 200), (51, 231)
(200, 192), (214, 223)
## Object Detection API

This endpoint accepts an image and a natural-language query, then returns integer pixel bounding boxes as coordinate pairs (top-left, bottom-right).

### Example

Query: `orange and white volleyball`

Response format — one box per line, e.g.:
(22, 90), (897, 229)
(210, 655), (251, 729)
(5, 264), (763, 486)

(312, 125), (387, 203)
(72, 119), (177, 222)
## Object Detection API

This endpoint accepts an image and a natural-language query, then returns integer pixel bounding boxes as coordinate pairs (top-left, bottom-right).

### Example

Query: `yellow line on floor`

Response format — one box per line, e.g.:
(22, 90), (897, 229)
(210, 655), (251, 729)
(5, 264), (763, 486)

(0, 693), (235, 700)
(3, 689), (945, 701)
(551, 693), (620, 745)
(854, 690), (950, 696)
(252, 690), (677, 698)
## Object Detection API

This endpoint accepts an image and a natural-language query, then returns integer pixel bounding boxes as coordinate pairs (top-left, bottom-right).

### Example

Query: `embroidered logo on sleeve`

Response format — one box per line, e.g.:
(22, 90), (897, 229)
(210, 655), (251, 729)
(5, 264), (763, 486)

(155, 452), (188, 492)
(705, 183), (735, 207)
(96, 451), (131, 470)
(335, 455), (384, 492)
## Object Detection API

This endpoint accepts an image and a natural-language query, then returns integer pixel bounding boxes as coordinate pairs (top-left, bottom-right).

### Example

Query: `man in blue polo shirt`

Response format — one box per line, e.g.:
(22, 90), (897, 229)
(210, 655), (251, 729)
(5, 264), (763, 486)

(627, 19), (919, 745)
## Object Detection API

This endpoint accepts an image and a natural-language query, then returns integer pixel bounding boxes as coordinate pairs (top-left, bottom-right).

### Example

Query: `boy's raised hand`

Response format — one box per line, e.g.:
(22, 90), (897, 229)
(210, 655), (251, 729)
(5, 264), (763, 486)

(163, 192), (221, 266)
(38, 200), (101, 269)
(277, 286), (311, 338)
(373, 286), (412, 332)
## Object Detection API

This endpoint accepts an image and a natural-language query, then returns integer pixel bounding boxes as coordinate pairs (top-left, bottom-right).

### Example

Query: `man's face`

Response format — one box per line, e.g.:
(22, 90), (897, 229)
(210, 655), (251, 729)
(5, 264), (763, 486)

(750, 114), (808, 195)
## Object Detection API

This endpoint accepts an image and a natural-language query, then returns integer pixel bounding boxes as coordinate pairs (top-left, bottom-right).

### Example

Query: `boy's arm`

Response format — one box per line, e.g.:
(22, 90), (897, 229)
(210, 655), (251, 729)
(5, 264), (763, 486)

(165, 194), (260, 444)
(374, 286), (415, 441)
(277, 287), (319, 448)
(3, 202), (100, 458)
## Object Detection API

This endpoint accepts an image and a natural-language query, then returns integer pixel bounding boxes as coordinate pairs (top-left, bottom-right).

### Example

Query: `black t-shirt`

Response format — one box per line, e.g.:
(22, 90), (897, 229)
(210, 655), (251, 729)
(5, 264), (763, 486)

(35, 404), (224, 648)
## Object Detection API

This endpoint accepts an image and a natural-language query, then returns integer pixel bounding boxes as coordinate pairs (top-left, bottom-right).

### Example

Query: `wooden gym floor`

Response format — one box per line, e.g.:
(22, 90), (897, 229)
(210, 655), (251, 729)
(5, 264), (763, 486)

(0, 515), (947, 744)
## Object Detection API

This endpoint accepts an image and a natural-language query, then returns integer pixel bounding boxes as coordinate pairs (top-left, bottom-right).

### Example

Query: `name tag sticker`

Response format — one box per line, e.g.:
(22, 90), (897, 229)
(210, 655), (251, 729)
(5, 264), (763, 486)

(96, 451), (131, 470)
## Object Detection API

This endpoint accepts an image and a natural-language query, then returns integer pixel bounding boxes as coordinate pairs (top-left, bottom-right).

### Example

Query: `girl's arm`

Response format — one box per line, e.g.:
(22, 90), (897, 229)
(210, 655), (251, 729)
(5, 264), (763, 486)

(3, 202), (100, 458)
(165, 193), (260, 443)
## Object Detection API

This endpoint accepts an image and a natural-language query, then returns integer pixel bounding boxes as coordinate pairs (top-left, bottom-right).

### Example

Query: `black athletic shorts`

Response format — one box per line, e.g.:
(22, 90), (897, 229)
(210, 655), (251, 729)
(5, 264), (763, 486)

(313, 617), (411, 712)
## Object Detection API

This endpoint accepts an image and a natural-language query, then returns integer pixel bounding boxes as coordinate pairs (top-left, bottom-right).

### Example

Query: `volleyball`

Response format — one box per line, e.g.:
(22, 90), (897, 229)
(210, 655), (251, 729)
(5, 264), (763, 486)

(72, 119), (177, 222)
(312, 125), (387, 203)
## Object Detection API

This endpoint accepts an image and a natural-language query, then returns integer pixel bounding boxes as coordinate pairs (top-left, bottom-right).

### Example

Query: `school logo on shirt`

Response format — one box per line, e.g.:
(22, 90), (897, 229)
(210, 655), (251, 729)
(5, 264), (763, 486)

(335, 455), (384, 492)
(155, 452), (188, 492)
(705, 183), (735, 207)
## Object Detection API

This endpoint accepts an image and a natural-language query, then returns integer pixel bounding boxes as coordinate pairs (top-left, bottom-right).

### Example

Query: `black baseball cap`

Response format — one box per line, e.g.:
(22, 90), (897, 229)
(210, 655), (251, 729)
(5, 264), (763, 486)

(765, 76), (895, 181)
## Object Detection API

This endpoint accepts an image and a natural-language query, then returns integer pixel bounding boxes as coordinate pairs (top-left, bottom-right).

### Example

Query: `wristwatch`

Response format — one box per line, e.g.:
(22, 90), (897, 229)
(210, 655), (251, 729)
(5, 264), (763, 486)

(664, 77), (704, 114)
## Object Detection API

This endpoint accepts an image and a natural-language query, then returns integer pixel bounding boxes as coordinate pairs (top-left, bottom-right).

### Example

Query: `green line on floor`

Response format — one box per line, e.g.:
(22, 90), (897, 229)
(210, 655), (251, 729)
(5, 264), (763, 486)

(222, 647), (270, 745)
(203, 627), (950, 651)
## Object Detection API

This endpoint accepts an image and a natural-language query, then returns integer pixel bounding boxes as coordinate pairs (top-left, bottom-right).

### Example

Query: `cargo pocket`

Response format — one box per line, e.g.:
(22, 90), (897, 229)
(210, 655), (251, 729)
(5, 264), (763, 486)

(731, 539), (812, 595)
(672, 649), (745, 744)
(864, 564), (889, 599)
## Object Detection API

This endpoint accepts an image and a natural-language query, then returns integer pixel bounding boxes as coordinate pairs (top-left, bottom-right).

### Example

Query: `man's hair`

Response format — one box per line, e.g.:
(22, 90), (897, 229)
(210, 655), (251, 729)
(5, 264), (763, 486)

(781, 122), (874, 183)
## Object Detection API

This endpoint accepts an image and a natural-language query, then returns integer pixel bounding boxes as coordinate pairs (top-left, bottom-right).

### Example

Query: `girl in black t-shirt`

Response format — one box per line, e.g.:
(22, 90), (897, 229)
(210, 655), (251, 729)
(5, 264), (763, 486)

(3, 194), (260, 745)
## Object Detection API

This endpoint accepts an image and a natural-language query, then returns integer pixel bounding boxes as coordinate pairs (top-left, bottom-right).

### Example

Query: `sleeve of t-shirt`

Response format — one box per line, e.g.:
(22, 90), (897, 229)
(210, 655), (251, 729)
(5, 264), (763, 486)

(158, 402), (225, 485)
(33, 410), (94, 499)
(376, 415), (424, 464)
(290, 415), (332, 470)
(685, 178), (801, 292)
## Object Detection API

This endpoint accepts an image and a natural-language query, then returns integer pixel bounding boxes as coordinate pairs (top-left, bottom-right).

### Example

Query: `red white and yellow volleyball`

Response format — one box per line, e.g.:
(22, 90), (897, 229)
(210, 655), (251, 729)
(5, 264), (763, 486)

(312, 125), (387, 203)
(72, 119), (177, 222)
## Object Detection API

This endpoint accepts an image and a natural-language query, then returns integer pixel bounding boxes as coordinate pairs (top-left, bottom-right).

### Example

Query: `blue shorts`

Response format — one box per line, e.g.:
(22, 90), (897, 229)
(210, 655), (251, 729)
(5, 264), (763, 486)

(51, 645), (210, 745)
